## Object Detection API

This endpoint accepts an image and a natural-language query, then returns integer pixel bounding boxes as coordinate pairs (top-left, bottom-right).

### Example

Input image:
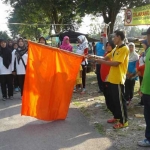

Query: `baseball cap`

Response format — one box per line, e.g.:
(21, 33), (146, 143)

(142, 27), (150, 35)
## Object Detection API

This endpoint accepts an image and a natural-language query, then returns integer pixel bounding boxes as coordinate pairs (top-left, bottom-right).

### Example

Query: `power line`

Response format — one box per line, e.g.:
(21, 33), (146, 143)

(0, 23), (72, 26)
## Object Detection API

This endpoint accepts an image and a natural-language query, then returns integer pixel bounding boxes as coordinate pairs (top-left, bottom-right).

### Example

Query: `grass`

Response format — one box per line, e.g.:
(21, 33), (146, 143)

(73, 101), (82, 107)
(94, 123), (105, 135)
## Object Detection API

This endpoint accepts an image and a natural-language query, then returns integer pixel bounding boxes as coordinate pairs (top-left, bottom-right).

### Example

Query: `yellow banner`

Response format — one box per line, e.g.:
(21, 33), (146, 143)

(124, 4), (150, 26)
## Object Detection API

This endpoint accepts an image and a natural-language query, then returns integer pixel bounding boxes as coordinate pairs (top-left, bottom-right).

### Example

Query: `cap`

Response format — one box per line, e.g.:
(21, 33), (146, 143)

(142, 40), (149, 48)
(142, 27), (150, 35)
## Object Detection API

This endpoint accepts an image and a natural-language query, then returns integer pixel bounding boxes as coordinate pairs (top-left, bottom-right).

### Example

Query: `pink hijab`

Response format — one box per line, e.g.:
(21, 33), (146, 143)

(60, 36), (73, 52)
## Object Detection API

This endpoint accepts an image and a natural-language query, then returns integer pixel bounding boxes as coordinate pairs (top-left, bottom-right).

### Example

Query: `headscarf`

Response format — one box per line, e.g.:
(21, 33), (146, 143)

(0, 39), (12, 69)
(15, 38), (28, 64)
(76, 35), (88, 55)
(128, 42), (139, 62)
(60, 36), (72, 52)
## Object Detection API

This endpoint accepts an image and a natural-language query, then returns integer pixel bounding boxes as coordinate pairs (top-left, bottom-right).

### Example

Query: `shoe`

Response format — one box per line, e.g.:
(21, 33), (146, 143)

(2, 97), (7, 101)
(138, 139), (150, 147)
(107, 118), (119, 123)
(135, 102), (144, 107)
(113, 121), (128, 129)
(81, 88), (86, 94)
(15, 88), (19, 92)
(9, 96), (13, 100)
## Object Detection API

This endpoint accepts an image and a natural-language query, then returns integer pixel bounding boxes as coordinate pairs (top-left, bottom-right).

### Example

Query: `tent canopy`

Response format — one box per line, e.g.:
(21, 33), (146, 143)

(49, 30), (99, 43)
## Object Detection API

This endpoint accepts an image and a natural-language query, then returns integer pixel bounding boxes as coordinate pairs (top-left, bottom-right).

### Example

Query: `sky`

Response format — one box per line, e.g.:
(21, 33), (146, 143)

(0, 1), (148, 36)
(0, 1), (12, 34)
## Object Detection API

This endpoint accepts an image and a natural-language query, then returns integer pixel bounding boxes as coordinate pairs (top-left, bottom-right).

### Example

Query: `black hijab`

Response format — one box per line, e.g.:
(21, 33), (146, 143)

(0, 39), (12, 69)
(15, 38), (28, 64)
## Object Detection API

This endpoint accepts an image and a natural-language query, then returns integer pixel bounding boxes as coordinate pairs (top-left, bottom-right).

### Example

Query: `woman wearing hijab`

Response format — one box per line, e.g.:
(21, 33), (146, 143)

(0, 39), (13, 100)
(125, 42), (139, 105)
(12, 38), (28, 97)
(38, 37), (47, 45)
(60, 36), (73, 52)
(76, 35), (88, 94)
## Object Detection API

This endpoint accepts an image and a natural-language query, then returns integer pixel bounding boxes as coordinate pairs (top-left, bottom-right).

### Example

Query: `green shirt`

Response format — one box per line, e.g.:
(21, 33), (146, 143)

(141, 47), (150, 95)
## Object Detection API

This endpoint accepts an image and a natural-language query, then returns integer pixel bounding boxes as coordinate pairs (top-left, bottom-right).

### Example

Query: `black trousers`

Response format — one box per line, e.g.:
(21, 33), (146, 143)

(108, 83), (128, 124)
(103, 82), (113, 113)
(82, 65), (87, 89)
(0, 74), (13, 98)
(18, 75), (25, 96)
(139, 76), (144, 105)
(124, 79), (135, 101)
(96, 64), (103, 92)
(13, 75), (19, 88)
(143, 94), (150, 141)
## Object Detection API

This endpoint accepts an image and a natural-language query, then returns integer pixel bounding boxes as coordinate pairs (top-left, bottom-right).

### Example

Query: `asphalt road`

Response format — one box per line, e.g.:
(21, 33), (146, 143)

(0, 91), (116, 150)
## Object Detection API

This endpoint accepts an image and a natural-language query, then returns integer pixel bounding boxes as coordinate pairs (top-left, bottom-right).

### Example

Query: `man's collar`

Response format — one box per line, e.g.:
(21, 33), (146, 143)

(117, 44), (125, 48)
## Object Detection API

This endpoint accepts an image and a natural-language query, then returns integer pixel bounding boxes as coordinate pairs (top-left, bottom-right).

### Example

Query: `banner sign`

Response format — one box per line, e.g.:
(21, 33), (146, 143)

(124, 4), (150, 26)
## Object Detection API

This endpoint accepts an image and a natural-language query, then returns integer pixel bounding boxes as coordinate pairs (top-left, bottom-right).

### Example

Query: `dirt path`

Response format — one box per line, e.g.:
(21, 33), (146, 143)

(71, 72), (147, 150)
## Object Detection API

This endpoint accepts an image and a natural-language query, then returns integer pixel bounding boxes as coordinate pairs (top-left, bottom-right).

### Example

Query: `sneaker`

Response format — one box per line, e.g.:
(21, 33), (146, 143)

(113, 121), (128, 129)
(81, 88), (86, 94)
(2, 97), (7, 101)
(107, 118), (119, 123)
(9, 96), (13, 100)
(15, 88), (19, 92)
(138, 139), (150, 147)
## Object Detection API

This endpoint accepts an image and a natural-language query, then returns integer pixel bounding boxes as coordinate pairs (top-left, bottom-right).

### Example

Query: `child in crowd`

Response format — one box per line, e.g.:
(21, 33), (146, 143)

(74, 65), (83, 93)
(124, 42), (139, 106)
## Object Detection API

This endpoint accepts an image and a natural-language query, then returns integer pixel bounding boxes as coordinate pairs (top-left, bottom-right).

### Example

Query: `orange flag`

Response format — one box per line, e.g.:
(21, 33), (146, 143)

(21, 41), (83, 121)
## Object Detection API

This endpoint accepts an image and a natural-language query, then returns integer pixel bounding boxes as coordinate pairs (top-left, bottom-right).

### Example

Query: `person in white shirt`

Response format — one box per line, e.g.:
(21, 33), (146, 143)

(12, 38), (28, 97)
(0, 39), (13, 101)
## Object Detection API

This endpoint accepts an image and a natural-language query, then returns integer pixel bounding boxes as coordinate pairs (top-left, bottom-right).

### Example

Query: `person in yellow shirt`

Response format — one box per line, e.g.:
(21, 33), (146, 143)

(89, 30), (129, 129)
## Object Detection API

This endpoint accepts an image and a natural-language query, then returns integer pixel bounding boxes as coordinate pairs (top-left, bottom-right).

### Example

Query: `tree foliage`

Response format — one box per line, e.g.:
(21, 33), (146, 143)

(3, 0), (84, 39)
(0, 31), (10, 40)
(78, 0), (148, 34)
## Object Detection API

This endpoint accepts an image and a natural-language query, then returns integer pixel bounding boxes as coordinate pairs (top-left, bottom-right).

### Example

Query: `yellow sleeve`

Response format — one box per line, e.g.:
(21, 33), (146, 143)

(113, 47), (129, 63)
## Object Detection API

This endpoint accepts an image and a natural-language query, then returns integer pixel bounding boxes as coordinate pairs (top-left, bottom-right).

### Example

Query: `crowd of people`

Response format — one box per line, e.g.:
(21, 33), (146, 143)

(0, 26), (150, 147)
(89, 27), (150, 147)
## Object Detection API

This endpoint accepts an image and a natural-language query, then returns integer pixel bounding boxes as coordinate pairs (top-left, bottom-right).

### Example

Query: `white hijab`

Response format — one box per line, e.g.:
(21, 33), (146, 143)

(76, 35), (88, 55)
(128, 42), (139, 62)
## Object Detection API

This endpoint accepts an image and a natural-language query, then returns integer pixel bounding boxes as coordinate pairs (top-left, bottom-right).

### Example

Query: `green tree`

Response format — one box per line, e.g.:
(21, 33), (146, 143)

(0, 31), (10, 40)
(78, 0), (147, 34)
(7, 0), (50, 39)
(4, 0), (84, 35)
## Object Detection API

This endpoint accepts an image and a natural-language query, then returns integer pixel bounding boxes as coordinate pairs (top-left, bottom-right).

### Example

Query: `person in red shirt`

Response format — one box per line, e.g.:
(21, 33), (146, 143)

(100, 41), (115, 112)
